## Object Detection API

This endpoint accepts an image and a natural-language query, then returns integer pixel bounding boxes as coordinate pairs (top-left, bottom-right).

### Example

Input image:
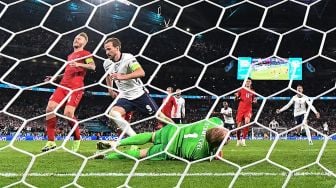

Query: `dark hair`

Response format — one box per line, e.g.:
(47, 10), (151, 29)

(104, 37), (121, 49)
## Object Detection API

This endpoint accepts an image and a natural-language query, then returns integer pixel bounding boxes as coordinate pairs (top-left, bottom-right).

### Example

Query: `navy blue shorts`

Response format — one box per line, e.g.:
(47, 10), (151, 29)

(294, 114), (304, 125)
(114, 93), (158, 116)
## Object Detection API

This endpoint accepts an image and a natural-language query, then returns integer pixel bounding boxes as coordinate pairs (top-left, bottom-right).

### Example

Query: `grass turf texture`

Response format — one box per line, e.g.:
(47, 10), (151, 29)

(0, 140), (335, 187)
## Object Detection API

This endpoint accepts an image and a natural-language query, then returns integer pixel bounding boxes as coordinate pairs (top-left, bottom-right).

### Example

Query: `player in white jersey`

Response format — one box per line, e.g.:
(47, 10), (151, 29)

(220, 101), (235, 130)
(269, 119), (279, 139)
(276, 85), (320, 145)
(103, 38), (171, 136)
(322, 122), (329, 135)
(171, 89), (185, 124)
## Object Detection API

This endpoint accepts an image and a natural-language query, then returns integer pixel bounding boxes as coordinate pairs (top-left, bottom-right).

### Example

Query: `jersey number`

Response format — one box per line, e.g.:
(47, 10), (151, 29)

(246, 93), (250, 98)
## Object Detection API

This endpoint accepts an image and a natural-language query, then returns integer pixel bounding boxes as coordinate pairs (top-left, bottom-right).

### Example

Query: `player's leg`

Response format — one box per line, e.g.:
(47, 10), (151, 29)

(294, 115), (303, 137)
(241, 115), (251, 147)
(104, 148), (149, 160)
(138, 125), (175, 160)
(236, 111), (243, 146)
(97, 132), (154, 150)
(98, 132), (157, 160)
(42, 87), (66, 152)
(302, 119), (313, 145)
(109, 99), (137, 136)
(64, 90), (84, 152)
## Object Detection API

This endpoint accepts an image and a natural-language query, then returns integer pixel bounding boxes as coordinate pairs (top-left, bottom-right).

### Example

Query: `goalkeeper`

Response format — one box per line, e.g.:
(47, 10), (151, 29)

(95, 117), (229, 161)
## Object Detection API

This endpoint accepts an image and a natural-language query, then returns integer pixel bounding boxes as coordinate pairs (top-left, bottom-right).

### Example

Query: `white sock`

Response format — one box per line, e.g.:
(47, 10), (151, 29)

(109, 111), (136, 136)
(304, 125), (312, 143)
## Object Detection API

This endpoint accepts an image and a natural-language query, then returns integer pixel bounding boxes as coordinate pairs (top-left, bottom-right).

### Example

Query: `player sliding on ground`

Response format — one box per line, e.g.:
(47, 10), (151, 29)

(276, 85), (320, 145)
(42, 32), (95, 152)
(94, 117), (229, 161)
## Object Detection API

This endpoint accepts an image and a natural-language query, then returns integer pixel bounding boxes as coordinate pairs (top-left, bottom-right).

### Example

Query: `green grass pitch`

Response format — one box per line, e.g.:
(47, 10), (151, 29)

(0, 140), (335, 187)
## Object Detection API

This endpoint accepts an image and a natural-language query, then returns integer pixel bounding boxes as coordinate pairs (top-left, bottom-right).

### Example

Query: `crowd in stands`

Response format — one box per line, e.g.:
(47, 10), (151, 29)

(1, 89), (336, 138)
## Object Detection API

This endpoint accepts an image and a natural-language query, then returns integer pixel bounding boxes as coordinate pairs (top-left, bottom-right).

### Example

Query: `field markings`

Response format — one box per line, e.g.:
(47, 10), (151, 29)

(0, 172), (333, 177)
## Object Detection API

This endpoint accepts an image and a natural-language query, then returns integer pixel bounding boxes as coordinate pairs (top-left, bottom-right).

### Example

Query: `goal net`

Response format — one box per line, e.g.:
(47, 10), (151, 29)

(0, 0), (335, 188)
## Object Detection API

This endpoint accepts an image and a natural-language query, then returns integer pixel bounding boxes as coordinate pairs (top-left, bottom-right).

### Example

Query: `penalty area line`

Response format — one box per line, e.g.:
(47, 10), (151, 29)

(0, 172), (333, 177)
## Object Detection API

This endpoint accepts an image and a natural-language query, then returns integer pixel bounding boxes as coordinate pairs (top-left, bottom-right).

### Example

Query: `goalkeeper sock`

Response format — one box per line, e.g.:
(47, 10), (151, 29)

(46, 117), (56, 141)
(69, 117), (80, 140)
(105, 149), (141, 160)
(110, 111), (136, 136)
(119, 132), (153, 146)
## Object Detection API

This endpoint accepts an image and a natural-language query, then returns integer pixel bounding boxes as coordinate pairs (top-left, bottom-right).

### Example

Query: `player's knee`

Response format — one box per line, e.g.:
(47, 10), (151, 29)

(109, 110), (122, 119)
(46, 104), (56, 113)
(64, 110), (74, 118)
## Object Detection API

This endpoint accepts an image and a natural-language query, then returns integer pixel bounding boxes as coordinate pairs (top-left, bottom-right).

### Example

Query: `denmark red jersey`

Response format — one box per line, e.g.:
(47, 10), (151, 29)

(237, 88), (255, 112)
(161, 96), (177, 118)
(60, 50), (93, 88)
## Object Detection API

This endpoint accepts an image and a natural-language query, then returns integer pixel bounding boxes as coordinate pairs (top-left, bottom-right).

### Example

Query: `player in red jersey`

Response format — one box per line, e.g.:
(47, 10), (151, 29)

(156, 87), (178, 130)
(42, 32), (95, 152)
(161, 87), (178, 120)
(235, 77), (257, 147)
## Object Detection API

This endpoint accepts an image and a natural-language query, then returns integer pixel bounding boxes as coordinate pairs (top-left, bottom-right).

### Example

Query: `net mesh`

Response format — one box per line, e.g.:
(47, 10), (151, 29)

(0, 0), (335, 187)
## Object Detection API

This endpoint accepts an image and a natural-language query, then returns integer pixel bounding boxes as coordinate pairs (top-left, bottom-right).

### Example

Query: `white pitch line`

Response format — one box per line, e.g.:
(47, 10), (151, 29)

(0, 172), (333, 177)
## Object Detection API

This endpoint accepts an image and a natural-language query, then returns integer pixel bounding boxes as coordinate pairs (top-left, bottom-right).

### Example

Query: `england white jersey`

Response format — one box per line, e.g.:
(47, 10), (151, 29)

(171, 96), (185, 118)
(278, 95), (318, 117)
(323, 122), (329, 131)
(269, 120), (279, 129)
(220, 107), (235, 124)
(103, 53), (145, 100)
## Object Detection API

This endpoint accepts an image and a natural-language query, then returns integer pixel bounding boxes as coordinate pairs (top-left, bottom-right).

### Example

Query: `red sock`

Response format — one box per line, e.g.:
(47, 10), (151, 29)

(69, 117), (81, 140)
(242, 126), (249, 139)
(46, 117), (57, 141)
(237, 130), (241, 140)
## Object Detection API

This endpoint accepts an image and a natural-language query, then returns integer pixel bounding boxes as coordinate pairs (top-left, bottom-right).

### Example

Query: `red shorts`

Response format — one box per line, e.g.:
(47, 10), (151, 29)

(236, 110), (252, 124)
(49, 87), (84, 107)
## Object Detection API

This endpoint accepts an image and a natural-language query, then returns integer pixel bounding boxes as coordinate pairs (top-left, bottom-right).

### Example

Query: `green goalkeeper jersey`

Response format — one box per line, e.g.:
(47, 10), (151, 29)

(170, 117), (223, 161)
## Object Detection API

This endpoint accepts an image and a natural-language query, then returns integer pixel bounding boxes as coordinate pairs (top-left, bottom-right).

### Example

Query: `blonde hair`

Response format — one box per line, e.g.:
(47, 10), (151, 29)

(206, 127), (227, 148)
(78, 32), (88, 42)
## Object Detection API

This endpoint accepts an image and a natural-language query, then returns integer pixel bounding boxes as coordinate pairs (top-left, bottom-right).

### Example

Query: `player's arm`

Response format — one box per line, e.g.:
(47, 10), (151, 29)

(72, 56), (96, 70)
(111, 58), (145, 80)
(306, 98), (320, 118)
(252, 94), (257, 104)
(172, 97), (178, 115)
(44, 74), (64, 82)
(276, 97), (294, 114)
(158, 111), (175, 124)
(105, 76), (118, 98)
(234, 91), (241, 101)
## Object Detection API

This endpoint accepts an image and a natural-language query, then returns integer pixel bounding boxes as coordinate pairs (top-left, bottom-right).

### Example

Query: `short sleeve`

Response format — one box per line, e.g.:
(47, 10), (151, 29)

(128, 56), (142, 71)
